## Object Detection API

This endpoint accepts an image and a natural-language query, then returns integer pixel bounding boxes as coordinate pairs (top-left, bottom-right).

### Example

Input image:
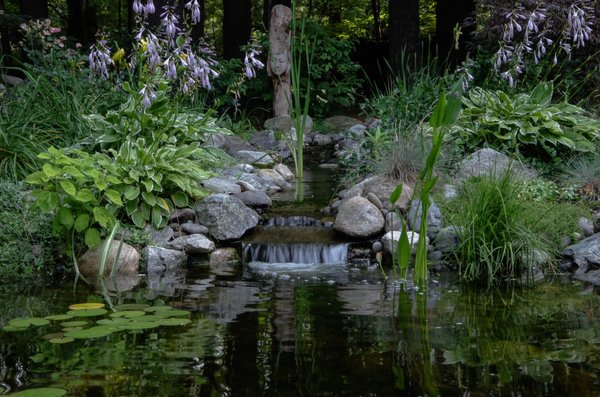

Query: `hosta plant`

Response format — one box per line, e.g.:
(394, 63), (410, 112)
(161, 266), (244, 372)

(451, 82), (600, 161)
(26, 140), (212, 249)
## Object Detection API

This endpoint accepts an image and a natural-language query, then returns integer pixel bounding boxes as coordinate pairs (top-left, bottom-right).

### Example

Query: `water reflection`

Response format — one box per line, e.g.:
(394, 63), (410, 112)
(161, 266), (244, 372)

(0, 265), (598, 396)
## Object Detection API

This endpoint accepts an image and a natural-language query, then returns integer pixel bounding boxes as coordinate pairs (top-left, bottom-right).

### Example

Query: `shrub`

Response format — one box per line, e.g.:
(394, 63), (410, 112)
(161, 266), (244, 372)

(450, 82), (600, 162)
(0, 180), (57, 279)
(450, 169), (555, 284)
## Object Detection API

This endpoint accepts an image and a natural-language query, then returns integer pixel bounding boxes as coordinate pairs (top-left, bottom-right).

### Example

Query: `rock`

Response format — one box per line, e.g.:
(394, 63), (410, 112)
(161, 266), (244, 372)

(572, 269), (600, 286)
(78, 241), (140, 277)
(264, 115), (292, 132)
(1, 75), (24, 86)
(201, 177), (242, 194)
(429, 251), (443, 261)
(195, 194), (259, 241)
(372, 241), (383, 253)
(352, 174), (413, 212)
(250, 130), (277, 150)
(381, 231), (428, 255)
(563, 233), (600, 276)
(239, 173), (281, 194)
(143, 246), (188, 273)
(181, 223), (209, 235)
(366, 192), (383, 211)
(323, 115), (363, 132)
(302, 115), (314, 135)
(578, 217), (595, 237)
(210, 247), (240, 264)
(236, 180), (258, 192)
(234, 150), (275, 166)
(205, 133), (256, 154)
(167, 234), (215, 254)
(319, 163), (339, 169)
(456, 148), (537, 181)
(143, 225), (174, 246)
(385, 211), (402, 232)
(367, 118), (382, 130)
(312, 134), (333, 146)
(273, 163), (295, 182)
(234, 190), (273, 209)
(347, 124), (367, 139)
(256, 169), (288, 188)
(334, 196), (385, 238)
(407, 199), (443, 239)
(434, 226), (462, 255)
(443, 184), (458, 200)
(169, 208), (196, 224)
(233, 163), (255, 173)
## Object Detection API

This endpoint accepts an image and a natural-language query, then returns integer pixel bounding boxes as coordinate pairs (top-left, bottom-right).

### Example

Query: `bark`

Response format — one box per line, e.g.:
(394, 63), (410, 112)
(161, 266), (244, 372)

(223, 0), (252, 59)
(267, 4), (292, 116)
(371, 0), (381, 40)
(436, 0), (476, 65)
(20, 0), (48, 18)
(388, 0), (420, 72)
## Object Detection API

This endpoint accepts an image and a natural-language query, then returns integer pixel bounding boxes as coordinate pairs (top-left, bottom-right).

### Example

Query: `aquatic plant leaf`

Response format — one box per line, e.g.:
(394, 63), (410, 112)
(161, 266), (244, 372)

(10, 387), (67, 397)
(115, 303), (151, 311)
(67, 308), (108, 317)
(3, 325), (24, 332)
(60, 320), (88, 327)
(9, 317), (49, 327)
(64, 326), (113, 339)
(96, 318), (131, 325)
(144, 305), (173, 313)
(110, 310), (146, 318)
(389, 184), (403, 205)
(49, 337), (75, 344)
(159, 318), (192, 326)
(155, 309), (191, 317)
(68, 302), (105, 310)
(119, 322), (161, 330)
(44, 314), (74, 321)
(62, 327), (84, 332)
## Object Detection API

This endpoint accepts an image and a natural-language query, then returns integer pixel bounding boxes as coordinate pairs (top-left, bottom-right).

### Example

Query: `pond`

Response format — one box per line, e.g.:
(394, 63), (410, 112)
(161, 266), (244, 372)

(1, 148), (599, 396)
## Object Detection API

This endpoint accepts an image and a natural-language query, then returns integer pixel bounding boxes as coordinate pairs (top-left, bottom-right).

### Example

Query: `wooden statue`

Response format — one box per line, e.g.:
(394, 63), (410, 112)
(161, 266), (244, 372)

(267, 4), (292, 117)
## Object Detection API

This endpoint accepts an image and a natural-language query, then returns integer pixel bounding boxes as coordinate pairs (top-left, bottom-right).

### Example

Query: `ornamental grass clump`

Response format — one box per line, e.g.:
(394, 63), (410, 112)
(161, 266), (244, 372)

(453, 169), (554, 285)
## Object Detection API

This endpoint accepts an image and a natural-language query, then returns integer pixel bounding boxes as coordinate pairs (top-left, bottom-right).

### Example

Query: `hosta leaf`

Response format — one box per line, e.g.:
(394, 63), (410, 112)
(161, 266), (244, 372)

(142, 191), (157, 206)
(171, 192), (188, 208)
(124, 186), (140, 200)
(131, 209), (147, 228)
(530, 81), (553, 106)
(105, 189), (123, 206)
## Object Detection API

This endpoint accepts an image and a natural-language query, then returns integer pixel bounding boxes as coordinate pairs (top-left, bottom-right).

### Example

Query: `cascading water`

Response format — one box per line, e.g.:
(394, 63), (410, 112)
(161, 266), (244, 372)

(244, 242), (349, 264)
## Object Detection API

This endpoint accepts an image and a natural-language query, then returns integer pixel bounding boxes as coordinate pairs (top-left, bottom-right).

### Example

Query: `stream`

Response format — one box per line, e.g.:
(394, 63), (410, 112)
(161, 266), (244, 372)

(0, 147), (599, 396)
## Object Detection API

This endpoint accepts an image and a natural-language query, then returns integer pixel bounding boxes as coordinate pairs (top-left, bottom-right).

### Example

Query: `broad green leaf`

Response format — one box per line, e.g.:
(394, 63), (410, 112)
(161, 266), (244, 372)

(75, 189), (95, 203)
(93, 207), (112, 228)
(125, 198), (138, 216)
(105, 189), (123, 206)
(429, 91), (446, 129)
(389, 184), (403, 205)
(95, 179), (108, 191)
(123, 186), (140, 200)
(42, 163), (60, 178)
(171, 192), (188, 208)
(142, 191), (157, 206)
(32, 191), (59, 211)
(57, 207), (74, 228)
(151, 206), (162, 228)
(74, 213), (90, 232)
(530, 81), (553, 106)
(25, 171), (47, 184)
(59, 180), (77, 196)
(442, 89), (462, 126)
(131, 209), (147, 228)
(397, 225), (411, 271)
(63, 166), (84, 178)
(85, 228), (101, 248)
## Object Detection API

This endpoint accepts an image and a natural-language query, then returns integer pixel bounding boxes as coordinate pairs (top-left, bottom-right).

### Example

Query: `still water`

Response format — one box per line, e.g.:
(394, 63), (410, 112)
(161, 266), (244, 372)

(0, 263), (599, 396)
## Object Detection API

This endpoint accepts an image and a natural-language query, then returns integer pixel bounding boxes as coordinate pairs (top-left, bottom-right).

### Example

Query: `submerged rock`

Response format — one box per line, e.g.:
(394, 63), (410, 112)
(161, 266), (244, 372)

(334, 196), (384, 238)
(195, 194), (259, 241)
(143, 246), (188, 273)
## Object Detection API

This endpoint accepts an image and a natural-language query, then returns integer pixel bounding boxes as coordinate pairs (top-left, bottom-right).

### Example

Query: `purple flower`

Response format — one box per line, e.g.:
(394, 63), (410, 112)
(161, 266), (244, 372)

(185, 0), (201, 25)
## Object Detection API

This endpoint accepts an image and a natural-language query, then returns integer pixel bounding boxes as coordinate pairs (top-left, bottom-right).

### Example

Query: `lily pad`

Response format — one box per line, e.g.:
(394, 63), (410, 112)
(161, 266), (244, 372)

(119, 321), (161, 330)
(9, 317), (49, 328)
(3, 325), (24, 332)
(68, 302), (105, 310)
(66, 308), (108, 317)
(64, 326), (113, 339)
(144, 306), (173, 313)
(160, 318), (192, 326)
(49, 337), (75, 344)
(156, 309), (191, 317)
(44, 314), (74, 321)
(96, 318), (131, 325)
(10, 387), (67, 397)
(115, 303), (151, 311)
(60, 320), (88, 327)
(62, 327), (84, 332)
(110, 310), (146, 318)
(130, 315), (162, 322)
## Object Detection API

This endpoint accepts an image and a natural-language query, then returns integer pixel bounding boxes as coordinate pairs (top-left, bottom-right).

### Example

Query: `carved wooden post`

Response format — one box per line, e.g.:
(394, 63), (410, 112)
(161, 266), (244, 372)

(267, 5), (292, 117)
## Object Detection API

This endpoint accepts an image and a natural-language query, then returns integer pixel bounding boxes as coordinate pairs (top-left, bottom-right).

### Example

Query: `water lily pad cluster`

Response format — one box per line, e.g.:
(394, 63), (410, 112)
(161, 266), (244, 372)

(2, 302), (192, 343)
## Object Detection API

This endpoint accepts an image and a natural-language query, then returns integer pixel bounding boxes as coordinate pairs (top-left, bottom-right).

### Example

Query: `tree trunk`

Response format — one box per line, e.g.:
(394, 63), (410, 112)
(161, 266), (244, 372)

(371, 0), (381, 40)
(388, 0), (420, 73)
(267, 4), (292, 117)
(435, 0), (475, 66)
(66, 0), (85, 43)
(223, 0), (252, 59)
(20, 0), (48, 18)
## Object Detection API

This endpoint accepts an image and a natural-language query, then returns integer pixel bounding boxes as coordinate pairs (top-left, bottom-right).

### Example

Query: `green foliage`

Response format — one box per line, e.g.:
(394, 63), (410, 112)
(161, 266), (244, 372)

(26, 141), (212, 249)
(450, 170), (555, 285)
(561, 155), (600, 199)
(451, 82), (600, 161)
(517, 178), (579, 203)
(0, 180), (57, 279)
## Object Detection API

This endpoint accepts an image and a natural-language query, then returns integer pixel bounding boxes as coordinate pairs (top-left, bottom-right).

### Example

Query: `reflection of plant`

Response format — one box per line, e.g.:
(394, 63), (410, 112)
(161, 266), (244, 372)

(451, 82), (600, 161)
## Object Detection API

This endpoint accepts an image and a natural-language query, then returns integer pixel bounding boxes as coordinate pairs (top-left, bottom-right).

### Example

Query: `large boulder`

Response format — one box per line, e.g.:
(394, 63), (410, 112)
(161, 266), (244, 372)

(78, 240), (140, 277)
(234, 150), (275, 166)
(273, 163), (295, 182)
(563, 233), (600, 285)
(456, 148), (537, 181)
(334, 196), (384, 238)
(167, 234), (215, 254)
(335, 175), (413, 213)
(234, 190), (273, 209)
(250, 130), (277, 150)
(195, 194), (259, 241)
(433, 226), (462, 255)
(204, 133), (256, 154)
(264, 115), (293, 132)
(323, 115), (363, 132)
(201, 177), (242, 194)
(143, 246), (188, 273)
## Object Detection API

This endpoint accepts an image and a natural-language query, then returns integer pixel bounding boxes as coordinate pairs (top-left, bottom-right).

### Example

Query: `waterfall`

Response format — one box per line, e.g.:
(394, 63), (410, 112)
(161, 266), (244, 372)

(243, 242), (349, 264)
